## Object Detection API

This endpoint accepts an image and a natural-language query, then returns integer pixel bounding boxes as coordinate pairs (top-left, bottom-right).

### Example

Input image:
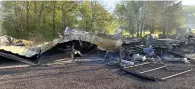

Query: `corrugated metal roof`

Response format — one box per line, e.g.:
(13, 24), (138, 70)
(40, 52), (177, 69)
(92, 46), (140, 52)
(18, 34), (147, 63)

(63, 30), (122, 51)
(0, 30), (122, 65)
(0, 46), (40, 58)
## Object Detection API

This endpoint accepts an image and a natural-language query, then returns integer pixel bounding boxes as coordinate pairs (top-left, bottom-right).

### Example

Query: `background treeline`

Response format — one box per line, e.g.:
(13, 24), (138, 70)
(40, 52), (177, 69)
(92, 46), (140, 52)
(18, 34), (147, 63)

(115, 0), (184, 37)
(1, 1), (118, 41)
(1, 1), (186, 41)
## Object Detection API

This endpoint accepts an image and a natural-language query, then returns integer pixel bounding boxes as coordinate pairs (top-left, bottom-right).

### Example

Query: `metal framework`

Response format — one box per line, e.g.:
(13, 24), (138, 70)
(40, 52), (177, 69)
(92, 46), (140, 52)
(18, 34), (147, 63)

(120, 62), (192, 81)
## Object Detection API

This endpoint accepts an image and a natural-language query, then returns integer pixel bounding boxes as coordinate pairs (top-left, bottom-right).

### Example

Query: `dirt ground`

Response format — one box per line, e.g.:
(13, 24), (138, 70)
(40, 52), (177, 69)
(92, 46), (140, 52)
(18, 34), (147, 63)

(0, 54), (194, 89)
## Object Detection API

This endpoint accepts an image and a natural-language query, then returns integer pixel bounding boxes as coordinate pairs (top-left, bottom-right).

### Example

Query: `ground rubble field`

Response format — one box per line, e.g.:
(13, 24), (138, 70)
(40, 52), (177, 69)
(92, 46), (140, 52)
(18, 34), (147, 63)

(0, 54), (194, 89)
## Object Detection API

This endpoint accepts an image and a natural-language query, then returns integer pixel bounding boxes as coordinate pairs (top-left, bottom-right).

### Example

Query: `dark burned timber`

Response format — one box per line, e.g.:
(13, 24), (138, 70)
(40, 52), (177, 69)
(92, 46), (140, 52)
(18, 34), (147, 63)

(120, 62), (192, 81)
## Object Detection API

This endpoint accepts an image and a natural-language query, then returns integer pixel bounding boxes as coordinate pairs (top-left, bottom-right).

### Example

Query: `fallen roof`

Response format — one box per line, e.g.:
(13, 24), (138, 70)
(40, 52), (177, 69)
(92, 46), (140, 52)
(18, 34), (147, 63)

(0, 30), (122, 65)
(63, 29), (122, 51)
(0, 46), (41, 58)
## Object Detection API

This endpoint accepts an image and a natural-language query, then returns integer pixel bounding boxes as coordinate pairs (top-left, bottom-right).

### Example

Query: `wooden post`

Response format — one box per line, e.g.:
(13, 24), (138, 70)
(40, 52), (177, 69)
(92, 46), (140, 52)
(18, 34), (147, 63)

(119, 47), (123, 66)
(71, 42), (75, 60)
(104, 51), (109, 62)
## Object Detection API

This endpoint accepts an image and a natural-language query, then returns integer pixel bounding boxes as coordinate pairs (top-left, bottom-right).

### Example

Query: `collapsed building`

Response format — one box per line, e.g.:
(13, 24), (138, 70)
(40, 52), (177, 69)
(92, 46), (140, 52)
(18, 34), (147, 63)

(0, 27), (194, 81)
(0, 28), (122, 66)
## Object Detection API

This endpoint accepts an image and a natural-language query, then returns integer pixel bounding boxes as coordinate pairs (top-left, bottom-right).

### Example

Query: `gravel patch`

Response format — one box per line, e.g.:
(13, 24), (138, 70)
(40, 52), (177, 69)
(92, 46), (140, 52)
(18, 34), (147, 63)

(0, 54), (194, 89)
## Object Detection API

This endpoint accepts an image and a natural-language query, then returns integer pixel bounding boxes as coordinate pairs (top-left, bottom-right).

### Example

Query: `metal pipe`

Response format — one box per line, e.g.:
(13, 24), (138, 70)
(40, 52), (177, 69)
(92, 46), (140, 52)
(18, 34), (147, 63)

(161, 69), (192, 80)
(125, 62), (152, 68)
(140, 65), (167, 73)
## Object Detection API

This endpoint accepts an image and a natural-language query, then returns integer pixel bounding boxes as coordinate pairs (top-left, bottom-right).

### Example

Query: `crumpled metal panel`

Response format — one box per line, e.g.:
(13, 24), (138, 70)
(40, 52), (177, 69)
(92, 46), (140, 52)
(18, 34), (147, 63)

(63, 29), (122, 51)
(0, 35), (40, 58)
(0, 29), (122, 59)
(0, 46), (41, 58)
(147, 38), (174, 48)
(0, 35), (15, 46)
(37, 40), (59, 54)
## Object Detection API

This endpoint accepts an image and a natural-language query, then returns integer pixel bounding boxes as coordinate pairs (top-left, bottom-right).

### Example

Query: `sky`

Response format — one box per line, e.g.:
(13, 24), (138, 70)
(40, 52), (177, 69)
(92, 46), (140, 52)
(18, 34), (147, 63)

(101, 0), (195, 13)
(182, 0), (195, 5)
(100, 0), (121, 13)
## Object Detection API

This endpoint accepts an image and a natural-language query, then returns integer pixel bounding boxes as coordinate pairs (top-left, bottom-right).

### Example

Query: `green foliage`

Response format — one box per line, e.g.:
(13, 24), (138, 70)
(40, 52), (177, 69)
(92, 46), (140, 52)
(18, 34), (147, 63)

(106, 16), (119, 35)
(183, 5), (195, 16)
(115, 1), (184, 36)
(1, 1), (116, 41)
(77, 1), (112, 32)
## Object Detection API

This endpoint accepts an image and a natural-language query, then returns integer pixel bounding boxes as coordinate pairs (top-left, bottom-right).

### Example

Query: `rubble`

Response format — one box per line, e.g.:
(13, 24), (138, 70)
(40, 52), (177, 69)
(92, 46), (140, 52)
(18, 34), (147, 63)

(118, 35), (194, 81)
(0, 35), (15, 46)
(132, 54), (146, 62)
(0, 28), (194, 82)
(121, 60), (134, 67)
(161, 54), (190, 63)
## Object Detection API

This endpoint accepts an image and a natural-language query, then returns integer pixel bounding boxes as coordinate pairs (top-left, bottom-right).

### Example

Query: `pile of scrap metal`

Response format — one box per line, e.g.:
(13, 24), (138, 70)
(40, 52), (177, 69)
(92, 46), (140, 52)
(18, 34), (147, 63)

(120, 36), (192, 81)
(0, 28), (122, 66)
(0, 35), (40, 65)
(122, 37), (142, 45)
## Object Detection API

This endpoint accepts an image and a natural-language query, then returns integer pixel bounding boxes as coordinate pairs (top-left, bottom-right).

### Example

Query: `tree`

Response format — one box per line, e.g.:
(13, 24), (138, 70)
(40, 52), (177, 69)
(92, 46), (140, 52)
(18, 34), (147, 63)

(1, 1), (116, 41)
(115, 0), (184, 36)
(77, 1), (112, 32)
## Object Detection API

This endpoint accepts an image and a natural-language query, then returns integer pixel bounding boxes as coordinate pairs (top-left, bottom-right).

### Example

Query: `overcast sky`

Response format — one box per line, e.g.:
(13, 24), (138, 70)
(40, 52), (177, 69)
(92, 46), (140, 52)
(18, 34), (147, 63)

(182, 0), (195, 5)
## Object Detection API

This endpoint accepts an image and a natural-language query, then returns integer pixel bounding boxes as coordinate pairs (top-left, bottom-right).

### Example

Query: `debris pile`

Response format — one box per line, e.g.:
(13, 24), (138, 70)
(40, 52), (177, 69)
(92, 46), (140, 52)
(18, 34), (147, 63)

(118, 35), (194, 81)
(0, 27), (194, 81)
(0, 27), (122, 66)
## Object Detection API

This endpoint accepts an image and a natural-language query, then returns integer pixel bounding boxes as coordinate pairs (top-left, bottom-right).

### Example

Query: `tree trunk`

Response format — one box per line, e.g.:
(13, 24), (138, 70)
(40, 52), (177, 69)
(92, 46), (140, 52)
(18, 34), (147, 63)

(52, 2), (56, 37)
(61, 3), (65, 30)
(136, 21), (140, 37)
(34, 2), (37, 19)
(43, 17), (46, 31)
(140, 24), (144, 37)
(130, 20), (135, 35)
(90, 1), (96, 31)
(150, 23), (156, 34)
(39, 2), (44, 23)
(14, 2), (20, 32)
(150, 25), (153, 34)
(61, 2), (77, 31)
(143, 23), (147, 35)
(26, 1), (30, 32)
(130, 23), (133, 35)
(163, 25), (166, 36)
(34, 1), (37, 31)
